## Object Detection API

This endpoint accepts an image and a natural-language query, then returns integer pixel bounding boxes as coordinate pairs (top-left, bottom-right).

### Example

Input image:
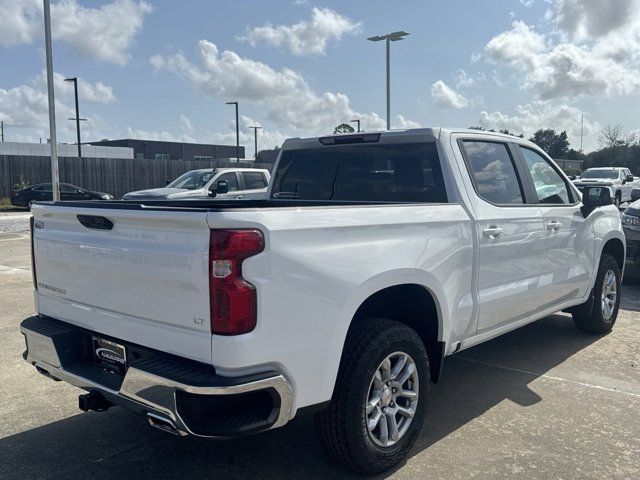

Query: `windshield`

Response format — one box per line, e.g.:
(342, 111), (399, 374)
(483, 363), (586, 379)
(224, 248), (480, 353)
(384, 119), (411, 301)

(271, 143), (447, 203)
(580, 170), (618, 180)
(167, 170), (216, 189)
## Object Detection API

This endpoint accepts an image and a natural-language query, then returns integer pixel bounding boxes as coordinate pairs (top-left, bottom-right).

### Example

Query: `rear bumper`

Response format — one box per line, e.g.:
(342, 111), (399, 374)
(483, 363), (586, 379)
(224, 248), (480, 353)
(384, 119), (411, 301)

(20, 315), (293, 437)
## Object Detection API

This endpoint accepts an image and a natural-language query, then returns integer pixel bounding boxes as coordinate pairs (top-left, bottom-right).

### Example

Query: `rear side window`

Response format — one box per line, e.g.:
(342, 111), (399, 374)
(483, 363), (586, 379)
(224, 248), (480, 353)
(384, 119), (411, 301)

(271, 143), (447, 203)
(242, 172), (267, 189)
(461, 141), (524, 205)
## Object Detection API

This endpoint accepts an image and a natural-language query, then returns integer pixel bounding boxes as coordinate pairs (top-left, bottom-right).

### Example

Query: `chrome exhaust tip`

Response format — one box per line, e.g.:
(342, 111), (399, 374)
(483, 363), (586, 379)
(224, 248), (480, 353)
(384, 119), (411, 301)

(147, 413), (183, 436)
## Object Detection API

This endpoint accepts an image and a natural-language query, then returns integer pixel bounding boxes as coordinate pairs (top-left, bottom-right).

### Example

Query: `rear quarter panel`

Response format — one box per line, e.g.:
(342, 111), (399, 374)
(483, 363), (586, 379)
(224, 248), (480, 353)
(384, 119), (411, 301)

(207, 203), (474, 410)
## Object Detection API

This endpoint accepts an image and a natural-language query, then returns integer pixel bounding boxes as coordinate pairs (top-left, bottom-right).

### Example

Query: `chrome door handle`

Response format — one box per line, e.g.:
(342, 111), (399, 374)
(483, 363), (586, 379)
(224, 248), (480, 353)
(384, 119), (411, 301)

(483, 226), (504, 239)
(547, 221), (562, 232)
(235, 195), (244, 199)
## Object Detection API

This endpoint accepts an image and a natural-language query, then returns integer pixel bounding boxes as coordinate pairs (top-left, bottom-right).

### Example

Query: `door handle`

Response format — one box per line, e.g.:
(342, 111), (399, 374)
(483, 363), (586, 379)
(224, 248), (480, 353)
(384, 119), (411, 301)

(235, 195), (244, 199)
(547, 220), (562, 232)
(483, 226), (504, 239)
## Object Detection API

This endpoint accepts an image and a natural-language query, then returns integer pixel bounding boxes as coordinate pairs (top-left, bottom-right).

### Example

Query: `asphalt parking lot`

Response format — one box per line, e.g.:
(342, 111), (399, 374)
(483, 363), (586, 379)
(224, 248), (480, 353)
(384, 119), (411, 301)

(1, 211), (639, 479)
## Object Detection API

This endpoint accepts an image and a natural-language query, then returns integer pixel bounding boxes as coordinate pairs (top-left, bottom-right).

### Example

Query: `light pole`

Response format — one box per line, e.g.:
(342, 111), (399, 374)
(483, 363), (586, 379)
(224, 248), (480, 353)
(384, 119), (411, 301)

(249, 126), (262, 160)
(64, 77), (87, 159)
(350, 119), (361, 132)
(43, 0), (60, 201)
(1, 121), (4, 142)
(226, 101), (240, 162)
(367, 31), (409, 130)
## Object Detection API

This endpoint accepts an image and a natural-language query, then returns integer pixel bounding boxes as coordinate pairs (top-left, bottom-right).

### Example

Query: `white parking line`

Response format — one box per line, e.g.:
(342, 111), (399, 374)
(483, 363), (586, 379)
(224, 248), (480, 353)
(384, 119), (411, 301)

(457, 356), (640, 399)
(0, 264), (31, 275)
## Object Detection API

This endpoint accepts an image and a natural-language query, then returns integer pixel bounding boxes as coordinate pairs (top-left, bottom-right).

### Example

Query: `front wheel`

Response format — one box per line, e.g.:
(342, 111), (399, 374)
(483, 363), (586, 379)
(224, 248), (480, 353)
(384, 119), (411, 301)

(573, 253), (621, 334)
(314, 318), (430, 474)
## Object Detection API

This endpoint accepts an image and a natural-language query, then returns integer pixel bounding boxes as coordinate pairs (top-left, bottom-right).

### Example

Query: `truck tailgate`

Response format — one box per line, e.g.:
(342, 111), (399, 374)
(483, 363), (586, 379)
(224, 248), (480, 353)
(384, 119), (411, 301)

(32, 204), (213, 364)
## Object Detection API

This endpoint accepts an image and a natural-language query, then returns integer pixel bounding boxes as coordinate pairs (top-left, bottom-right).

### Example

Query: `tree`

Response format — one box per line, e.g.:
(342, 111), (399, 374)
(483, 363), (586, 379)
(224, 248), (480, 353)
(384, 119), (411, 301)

(598, 124), (632, 147)
(529, 129), (570, 158)
(333, 123), (355, 134)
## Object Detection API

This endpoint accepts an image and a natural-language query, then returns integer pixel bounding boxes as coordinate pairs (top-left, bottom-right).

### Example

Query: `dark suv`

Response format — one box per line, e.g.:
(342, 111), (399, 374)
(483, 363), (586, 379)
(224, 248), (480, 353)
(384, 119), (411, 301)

(622, 188), (640, 278)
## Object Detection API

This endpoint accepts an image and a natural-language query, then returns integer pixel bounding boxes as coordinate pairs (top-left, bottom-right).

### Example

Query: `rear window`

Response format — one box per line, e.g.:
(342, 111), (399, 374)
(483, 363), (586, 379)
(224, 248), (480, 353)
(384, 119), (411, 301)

(271, 143), (447, 203)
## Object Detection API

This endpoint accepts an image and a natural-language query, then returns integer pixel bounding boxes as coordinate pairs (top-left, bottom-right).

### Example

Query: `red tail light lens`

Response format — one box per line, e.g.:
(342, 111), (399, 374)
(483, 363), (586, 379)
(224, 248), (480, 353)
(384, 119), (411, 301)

(209, 229), (264, 335)
(30, 216), (38, 290)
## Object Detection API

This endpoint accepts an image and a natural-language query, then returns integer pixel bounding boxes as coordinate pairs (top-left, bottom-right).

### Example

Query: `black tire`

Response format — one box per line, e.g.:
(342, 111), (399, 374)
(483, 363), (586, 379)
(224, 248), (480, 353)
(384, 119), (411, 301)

(314, 318), (430, 474)
(573, 253), (621, 334)
(27, 200), (34, 211)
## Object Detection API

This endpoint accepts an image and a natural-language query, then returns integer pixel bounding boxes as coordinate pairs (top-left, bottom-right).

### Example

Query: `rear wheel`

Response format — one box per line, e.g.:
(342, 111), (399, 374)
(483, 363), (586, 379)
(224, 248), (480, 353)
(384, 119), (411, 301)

(573, 253), (621, 334)
(314, 318), (430, 474)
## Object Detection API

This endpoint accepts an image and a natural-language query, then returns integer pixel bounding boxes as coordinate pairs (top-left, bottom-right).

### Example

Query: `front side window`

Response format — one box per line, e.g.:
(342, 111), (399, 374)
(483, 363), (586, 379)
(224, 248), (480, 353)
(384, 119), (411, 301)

(271, 143), (447, 203)
(242, 172), (267, 189)
(60, 185), (78, 193)
(461, 141), (523, 205)
(216, 172), (239, 191)
(520, 147), (571, 204)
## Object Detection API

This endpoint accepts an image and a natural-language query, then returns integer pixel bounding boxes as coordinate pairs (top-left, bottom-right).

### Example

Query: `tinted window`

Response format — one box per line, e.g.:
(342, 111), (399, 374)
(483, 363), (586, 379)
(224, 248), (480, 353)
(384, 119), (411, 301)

(581, 170), (618, 179)
(520, 148), (570, 204)
(271, 143), (447, 203)
(61, 185), (78, 193)
(242, 172), (267, 189)
(217, 172), (239, 191)
(462, 141), (523, 204)
(33, 185), (52, 192)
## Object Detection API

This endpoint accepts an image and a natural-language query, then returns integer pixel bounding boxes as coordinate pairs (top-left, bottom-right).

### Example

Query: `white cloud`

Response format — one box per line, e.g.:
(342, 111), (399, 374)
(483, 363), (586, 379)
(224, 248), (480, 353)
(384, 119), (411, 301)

(485, 8), (640, 99)
(519, 0), (534, 7)
(477, 101), (600, 150)
(150, 40), (418, 134)
(239, 7), (360, 55)
(0, 0), (152, 65)
(431, 80), (471, 109)
(0, 72), (117, 143)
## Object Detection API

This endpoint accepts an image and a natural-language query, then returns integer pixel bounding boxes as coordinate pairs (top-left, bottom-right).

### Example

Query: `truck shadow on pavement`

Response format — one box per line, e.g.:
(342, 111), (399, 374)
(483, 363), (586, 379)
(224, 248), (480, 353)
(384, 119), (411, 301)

(1, 314), (606, 480)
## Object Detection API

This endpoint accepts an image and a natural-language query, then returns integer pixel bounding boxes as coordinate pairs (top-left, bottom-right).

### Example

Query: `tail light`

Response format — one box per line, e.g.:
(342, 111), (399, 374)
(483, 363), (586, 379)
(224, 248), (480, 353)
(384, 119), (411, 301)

(30, 216), (38, 290)
(209, 229), (264, 335)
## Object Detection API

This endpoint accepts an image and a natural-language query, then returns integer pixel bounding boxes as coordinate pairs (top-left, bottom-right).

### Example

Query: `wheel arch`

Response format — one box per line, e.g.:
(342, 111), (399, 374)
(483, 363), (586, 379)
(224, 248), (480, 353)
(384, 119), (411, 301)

(337, 270), (448, 384)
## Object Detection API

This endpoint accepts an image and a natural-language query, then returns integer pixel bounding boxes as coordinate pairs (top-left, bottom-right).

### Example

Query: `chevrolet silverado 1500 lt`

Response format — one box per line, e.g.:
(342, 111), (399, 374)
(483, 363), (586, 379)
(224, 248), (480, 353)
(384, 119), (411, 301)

(21, 128), (625, 474)
(573, 167), (638, 207)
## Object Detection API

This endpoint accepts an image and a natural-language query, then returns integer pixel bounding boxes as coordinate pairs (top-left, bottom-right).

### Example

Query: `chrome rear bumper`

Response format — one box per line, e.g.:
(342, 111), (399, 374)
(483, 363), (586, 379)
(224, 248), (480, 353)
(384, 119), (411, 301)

(21, 316), (293, 437)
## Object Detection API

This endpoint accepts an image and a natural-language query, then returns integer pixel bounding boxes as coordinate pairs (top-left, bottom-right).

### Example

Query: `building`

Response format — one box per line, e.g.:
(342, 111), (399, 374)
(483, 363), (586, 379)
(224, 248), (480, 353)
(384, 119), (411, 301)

(0, 141), (133, 158)
(89, 139), (245, 161)
(555, 158), (584, 172)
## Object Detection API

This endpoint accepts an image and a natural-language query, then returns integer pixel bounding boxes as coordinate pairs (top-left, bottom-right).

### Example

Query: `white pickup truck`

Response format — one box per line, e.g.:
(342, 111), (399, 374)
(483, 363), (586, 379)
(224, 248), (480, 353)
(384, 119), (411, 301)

(572, 167), (638, 207)
(122, 167), (271, 200)
(21, 129), (624, 474)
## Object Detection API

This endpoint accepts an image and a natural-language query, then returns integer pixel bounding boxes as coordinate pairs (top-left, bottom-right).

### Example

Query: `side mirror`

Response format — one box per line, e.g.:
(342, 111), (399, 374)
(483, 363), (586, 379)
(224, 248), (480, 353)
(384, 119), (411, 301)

(627, 174), (634, 183)
(631, 188), (640, 202)
(569, 175), (576, 180)
(209, 180), (229, 197)
(582, 186), (613, 208)
(165, 179), (171, 185)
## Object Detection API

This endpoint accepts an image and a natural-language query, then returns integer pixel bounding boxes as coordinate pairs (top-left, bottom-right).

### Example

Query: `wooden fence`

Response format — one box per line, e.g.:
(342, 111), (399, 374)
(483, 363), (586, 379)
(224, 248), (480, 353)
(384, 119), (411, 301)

(0, 156), (273, 199)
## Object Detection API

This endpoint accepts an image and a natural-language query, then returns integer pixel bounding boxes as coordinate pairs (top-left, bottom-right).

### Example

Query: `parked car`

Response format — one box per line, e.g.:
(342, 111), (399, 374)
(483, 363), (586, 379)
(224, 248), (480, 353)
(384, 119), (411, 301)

(122, 168), (271, 200)
(622, 187), (640, 278)
(22, 128), (624, 474)
(572, 167), (638, 207)
(10, 183), (113, 209)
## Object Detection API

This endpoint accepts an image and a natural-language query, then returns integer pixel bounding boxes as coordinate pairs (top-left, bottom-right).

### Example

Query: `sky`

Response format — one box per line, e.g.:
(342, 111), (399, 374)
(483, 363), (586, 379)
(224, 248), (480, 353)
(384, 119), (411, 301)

(2, 0), (640, 156)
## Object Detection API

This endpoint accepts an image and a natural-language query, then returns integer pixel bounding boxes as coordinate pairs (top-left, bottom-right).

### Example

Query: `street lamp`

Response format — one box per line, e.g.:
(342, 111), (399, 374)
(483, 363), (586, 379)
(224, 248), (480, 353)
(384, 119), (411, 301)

(43, 0), (60, 201)
(249, 126), (262, 160)
(367, 31), (409, 130)
(350, 119), (361, 132)
(64, 77), (87, 159)
(226, 101), (240, 162)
